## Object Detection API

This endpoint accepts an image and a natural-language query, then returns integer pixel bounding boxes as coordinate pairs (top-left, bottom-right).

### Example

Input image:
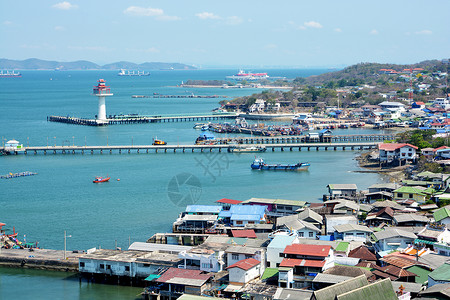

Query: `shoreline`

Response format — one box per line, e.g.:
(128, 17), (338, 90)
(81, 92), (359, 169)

(179, 84), (292, 89)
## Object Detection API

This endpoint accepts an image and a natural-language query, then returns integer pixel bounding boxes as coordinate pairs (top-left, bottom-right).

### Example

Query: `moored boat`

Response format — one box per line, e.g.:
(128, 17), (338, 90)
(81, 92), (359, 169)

(93, 176), (110, 183)
(152, 137), (167, 145)
(251, 158), (310, 171)
(231, 145), (266, 153)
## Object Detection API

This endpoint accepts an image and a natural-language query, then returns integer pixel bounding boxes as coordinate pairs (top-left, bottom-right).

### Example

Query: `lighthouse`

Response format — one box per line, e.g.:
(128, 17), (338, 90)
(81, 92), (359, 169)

(93, 79), (113, 124)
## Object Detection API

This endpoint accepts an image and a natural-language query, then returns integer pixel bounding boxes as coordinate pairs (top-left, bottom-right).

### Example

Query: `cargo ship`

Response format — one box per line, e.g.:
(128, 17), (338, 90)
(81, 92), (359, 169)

(226, 70), (269, 81)
(0, 70), (22, 78)
(118, 69), (150, 76)
(251, 158), (310, 171)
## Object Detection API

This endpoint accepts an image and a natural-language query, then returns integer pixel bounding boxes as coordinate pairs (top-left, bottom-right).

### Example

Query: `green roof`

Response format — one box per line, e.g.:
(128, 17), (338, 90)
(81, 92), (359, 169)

(145, 274), (161, 281)
(261, 268), (279, 280)
(428, 262), (450, 281)
(336, 242), (350, 252)
(434, 207), (450, 222)
(414, 238), (435, 245)
(406, 265), (430, 284)
(401, 180), (434, 187)
(313, 275), (369, 300)
(393, 186), (427, 196)
(336, 278), (397, 300)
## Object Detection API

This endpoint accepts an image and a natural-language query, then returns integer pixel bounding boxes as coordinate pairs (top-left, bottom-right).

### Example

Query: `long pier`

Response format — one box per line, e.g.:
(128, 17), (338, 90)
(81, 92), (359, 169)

(48, 113), (238, 126)
(4, 142), (381, 156)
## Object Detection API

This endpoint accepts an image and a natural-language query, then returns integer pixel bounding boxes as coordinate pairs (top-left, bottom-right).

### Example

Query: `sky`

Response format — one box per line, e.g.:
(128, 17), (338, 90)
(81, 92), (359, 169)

(1, 0), (449, 68)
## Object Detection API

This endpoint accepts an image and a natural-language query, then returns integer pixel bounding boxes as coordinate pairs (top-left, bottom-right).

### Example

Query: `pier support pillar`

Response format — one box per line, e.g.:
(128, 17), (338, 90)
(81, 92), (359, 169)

(53, 150), (56, 154)
(100, 150), (102, 154)
(119, 149), (121, 154)
(44, 150), (46, 155)
(137, 149), (139, 153)
(146, 149), (148, 153)
(174, 149), (176, 153)
(316, 147), (319, 151)
(334, 147), (336, 151)
(164, 149), (167, 153)
(343, 147), (346, 151)
(34, 150), (37, 155)
(81, 150), (84, 154)
(128, 149), (130, 154)
(91, 150), (94, 155)
(183, 148), (185, 153)
(281, 147), (284, 151)
(307, 147), (310, 151)
(290, 147), (292, 151)
(73, 150), (75, 154)
(272, 147), (274, 152)
(110, 149), (112, 154)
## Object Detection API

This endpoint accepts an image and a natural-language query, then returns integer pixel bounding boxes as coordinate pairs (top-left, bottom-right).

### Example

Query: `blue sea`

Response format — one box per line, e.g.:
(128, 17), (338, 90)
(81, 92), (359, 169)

(0, 69), (385, 299)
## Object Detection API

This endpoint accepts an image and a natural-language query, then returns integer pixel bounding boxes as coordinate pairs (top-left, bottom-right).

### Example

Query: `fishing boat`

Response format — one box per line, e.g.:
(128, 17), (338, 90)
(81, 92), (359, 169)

(152, 137), (167, 145)
(231, 145), (266, 153)
(93, 176), (110, 183)
(193, 123), (208, 129)
(251, 157), (310, 171)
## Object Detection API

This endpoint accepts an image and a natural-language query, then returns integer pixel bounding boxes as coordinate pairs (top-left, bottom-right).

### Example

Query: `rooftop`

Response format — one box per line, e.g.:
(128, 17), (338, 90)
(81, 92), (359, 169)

(156, 267), (212, 286)
(312, 275), (369, 300)
(185, 205), (222, 214)
(373, 228), (417, 241)
(327, 184), (358, 190)
(434, 207), (450, 222)
(279, 258), (325, 268)
(241, 197), (307, 207)
(215, 198), (242, 205)
(334, 224), (372, 233)
(226, 258), (260, 270)
(231, 229), (257, 239)
(283, 244), (331, 257)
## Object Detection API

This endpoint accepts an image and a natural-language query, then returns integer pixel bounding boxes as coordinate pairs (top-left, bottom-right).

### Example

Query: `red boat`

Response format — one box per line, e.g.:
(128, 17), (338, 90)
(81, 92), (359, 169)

(93, 176), (110, 183)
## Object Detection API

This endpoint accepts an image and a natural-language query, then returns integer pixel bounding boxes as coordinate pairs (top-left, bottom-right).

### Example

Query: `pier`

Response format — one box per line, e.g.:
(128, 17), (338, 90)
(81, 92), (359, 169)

(3, 141), (381, 156)
(47, 113), (238, 126)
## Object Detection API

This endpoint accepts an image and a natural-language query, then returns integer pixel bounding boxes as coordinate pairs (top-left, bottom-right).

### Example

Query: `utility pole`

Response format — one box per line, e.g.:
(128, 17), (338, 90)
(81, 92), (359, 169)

(64, 231), (72, 260)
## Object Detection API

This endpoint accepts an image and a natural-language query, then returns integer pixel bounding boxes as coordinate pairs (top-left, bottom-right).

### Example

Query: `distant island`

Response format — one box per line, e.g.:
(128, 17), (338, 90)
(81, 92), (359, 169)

(0, 58), (196, 70)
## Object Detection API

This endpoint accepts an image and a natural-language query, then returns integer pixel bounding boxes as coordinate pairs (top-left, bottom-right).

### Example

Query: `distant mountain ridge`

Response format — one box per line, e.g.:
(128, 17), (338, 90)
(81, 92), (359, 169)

(0, 58), (196, 70)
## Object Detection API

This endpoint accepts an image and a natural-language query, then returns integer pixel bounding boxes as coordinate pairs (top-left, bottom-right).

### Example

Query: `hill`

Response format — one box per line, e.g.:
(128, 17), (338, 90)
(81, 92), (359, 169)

(0, 58), (196, 70)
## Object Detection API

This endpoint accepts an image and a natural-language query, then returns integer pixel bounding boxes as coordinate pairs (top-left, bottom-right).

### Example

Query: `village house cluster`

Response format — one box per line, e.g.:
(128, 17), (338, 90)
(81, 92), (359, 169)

(77, 174), (450, 300)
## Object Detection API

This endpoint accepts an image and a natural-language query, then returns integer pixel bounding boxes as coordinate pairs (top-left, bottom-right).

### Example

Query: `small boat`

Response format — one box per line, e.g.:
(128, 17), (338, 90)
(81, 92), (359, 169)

(93, 176), (110, 183)
(251, 158), (310, 171)
(231, 145), (266, 153)
(152, 138), (167, 145)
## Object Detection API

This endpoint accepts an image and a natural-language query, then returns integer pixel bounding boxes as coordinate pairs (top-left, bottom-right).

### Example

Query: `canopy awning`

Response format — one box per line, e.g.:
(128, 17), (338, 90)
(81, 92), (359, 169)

(414, 238), (435, 245)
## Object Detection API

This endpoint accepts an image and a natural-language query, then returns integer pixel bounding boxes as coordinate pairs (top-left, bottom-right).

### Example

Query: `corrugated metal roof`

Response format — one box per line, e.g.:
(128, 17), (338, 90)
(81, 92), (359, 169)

(373, 228), (417, 240)
(333, 224), (372, 233)
(185, 205), (222, 214)
(312, 275), (368, 300)
(312, 273), (352, 284)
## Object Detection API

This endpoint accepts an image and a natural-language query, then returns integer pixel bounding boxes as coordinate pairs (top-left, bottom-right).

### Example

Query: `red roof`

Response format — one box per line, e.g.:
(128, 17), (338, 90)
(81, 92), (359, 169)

(231, 229), (257, 238)
(279, 258), (326, 268)
(415, 102), (425, 105)
(216, 198), (242, 205)
(378, 143), (418, 151)
(348, 245), (377, 261)
(434, 146), (450, 151)
(156, 267), (212, 283)
(283, 244), (331, 257)
(226, 258), (260, 270)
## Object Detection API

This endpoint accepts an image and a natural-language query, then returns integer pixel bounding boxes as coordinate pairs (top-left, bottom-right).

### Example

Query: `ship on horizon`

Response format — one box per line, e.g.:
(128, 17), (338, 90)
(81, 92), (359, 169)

(226, 69), (269, 81)
(0, 70), (22, 78)
(118, 69), (150, 76)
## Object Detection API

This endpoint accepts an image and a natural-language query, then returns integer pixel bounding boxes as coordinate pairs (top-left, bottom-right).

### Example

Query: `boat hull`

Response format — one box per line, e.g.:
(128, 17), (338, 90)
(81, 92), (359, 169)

(251, 163), (309, 171)
(93, 177), (110, 183)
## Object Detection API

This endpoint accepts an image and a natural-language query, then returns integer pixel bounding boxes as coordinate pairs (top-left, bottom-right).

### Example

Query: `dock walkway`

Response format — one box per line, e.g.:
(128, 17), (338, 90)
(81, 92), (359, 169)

(4, 142), (381, 155)
(0, 248), (80, 271)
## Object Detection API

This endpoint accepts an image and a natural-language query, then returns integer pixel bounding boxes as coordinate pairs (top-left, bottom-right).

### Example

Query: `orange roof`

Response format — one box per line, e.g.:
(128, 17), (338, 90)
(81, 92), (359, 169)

(231, 229), (257, 238)
(216, 198), (242, 205)
(227, 258), (260, 270)
(279, 258), (326, 268)
(283, 244), (331, 257)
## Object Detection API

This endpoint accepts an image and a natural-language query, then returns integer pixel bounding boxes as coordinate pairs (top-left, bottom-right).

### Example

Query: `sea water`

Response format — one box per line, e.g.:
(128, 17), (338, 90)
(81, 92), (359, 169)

(0, 69), (383, 298)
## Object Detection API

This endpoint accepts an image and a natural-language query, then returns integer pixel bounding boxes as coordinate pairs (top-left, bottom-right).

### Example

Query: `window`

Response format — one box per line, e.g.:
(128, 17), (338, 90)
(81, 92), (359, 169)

(397, 193), (403, 198)
(409, 194), (413, 198)
(248, 221), (255, 224)
(106, 265), (111, 270)
(143, 264), (150, 268)
(299, 232), (304, 237)
(245, 255), (252, 259)
(236, 221), (243, 225)
(125, 266), (130, 272)
(100, 264), (105, 269)
(309, 232), (314, 237)
(232, 254), (239, 260)
(79, 262), (85, 267)
(202, 263), (212, 269)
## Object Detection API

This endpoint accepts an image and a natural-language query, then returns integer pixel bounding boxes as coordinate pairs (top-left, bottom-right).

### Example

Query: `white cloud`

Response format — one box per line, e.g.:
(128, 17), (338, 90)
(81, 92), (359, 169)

(334, 28), (342, 33)
(68, 46), (109, 52)
(3, 20), (12, 26)
(226, 16), (243, 25)
(123, 6), (179, 21)
(370, 29), (379, 35)
(264, 44), (277, 50)
(52, 2), (78, 10)
(304, 21), (323, 29)
(54, 26), (65, 31)
(288, 21), (305, 30)
(415, 29), (432, 35)
(124, 6), (163, 17)
(126, 47), (160, 53)
(196, 12), (221, 20)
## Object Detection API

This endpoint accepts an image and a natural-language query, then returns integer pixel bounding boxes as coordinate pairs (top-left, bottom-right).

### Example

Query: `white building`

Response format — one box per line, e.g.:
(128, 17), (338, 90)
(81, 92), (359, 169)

(373, 228), (417, 252)
(178, 247), (225, 272)
(378, 143), (418, 163)
(226, 258), (261, 286)
(249, 99), (265, 113)
(225, 245), (265, 276)
(266, 235), (298, 268)
(325, 215), (358, 235)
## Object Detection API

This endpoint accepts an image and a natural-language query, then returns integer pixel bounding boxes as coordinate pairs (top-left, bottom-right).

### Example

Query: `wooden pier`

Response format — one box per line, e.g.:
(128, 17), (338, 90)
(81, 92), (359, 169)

(47, 113), (238, 126)
(3, 141), (381, 156)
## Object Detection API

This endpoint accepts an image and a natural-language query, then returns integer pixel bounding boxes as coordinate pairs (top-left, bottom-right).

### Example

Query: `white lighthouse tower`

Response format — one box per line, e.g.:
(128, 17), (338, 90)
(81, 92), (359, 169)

(93, 79), (113, 125)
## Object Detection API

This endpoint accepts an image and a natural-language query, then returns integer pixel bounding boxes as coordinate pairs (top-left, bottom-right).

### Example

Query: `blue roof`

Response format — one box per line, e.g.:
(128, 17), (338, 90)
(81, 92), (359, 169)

(231, 214), (261, 221)
(226, 205), (266, 221)
(267, 235), (296, 249)
(319, 129), (332, 134)
(219, 210), (232, 218)
(185, 205), (222, 214)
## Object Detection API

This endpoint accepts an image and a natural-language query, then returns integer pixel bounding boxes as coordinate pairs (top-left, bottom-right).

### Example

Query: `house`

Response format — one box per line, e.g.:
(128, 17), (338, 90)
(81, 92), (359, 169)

(279, 244), (334, 288)
(218, 205), (266, 227)
(434, 207), (450, 225)
(272, 287), (313, 300)
(296, 208), (323, 229)
(231, 229), (257, 239)
(368, 183), (401, 194)
(327, 184), (358, 199)
(226, 258), (261, 285)
(225, 245), (265, 276)
(172, 215), (218, 233)
(275, 215), (320, 239)
(365, 207), (395, 226)
(241, 198), (307, 217)
(333, 224), (373, 242)
(325, 215), (358, 235)
(421, 148), (436, 159)
(324, 199), (360, 215)
(378, 143), (418, 164)
(428, 262), (450, 287)
(348, 245), (377, 263)
(249, 99), (265, 112)
(365, 191), (393, 203)
(184, 205), (222, 215)
(267, 235), (298, 268)
(178, 245), (227, 272)
(393, 186), (430, 203)
(215, 198), (242, 210)
(419, 282), (450, 298)
(332, 278), (397, 300)
(372, 228), (417, 252)
(155, 267), (213, 297)
(393, 214), (430, 227)
(416, 224), (450, 246)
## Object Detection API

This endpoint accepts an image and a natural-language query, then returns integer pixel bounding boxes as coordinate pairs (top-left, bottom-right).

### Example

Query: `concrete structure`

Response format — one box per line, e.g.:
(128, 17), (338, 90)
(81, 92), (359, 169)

(333, 224), (373, 242)
(266, 235), (298, 268)
(378, 143), (418, 164)
(92, 79), (113, 124)
(325, 215), (358, 235)
(326, 184), (358, 199)
(373, 228), (417, 252)
(226, 258), (261, 285)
